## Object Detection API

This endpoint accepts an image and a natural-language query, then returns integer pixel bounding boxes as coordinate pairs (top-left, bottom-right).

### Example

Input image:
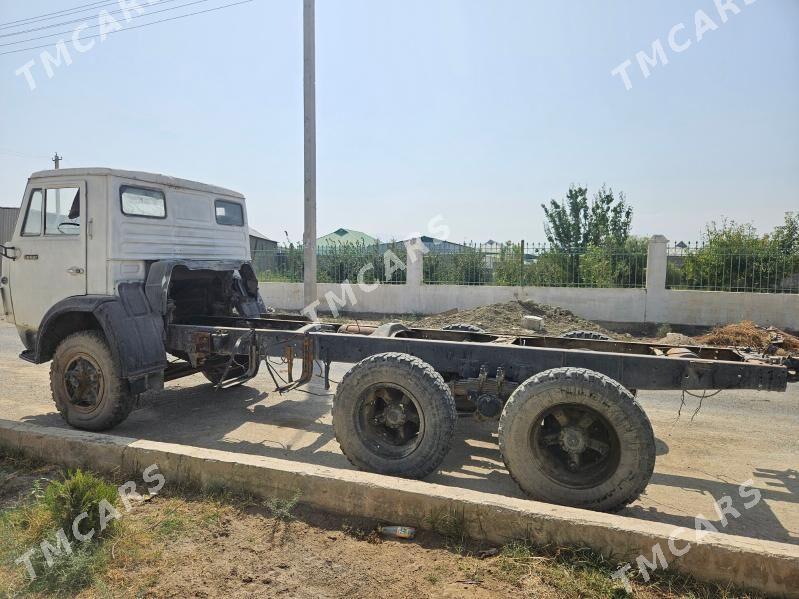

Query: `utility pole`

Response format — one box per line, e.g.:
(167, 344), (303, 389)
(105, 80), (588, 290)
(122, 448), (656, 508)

(52, 153), (62, 169)
(302, 0), (318, 309)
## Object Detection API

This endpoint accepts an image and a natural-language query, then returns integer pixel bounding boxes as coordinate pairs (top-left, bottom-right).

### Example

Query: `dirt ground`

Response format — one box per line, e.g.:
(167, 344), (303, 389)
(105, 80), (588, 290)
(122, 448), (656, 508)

(0, 456), (765, 599)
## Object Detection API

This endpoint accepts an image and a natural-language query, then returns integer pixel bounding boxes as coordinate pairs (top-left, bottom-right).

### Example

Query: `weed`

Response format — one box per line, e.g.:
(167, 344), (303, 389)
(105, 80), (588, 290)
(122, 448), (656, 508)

(27, 542), (108, 596)
(43, 470), (120, 540)
(423, 509), (468, 552)
(657, 323), (672, 338)
(265, 491), (301, 521)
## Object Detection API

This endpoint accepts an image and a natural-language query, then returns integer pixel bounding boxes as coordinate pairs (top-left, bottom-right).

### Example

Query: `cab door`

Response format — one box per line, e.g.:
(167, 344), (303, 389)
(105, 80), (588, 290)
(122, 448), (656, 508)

(6, 181), (87, 334)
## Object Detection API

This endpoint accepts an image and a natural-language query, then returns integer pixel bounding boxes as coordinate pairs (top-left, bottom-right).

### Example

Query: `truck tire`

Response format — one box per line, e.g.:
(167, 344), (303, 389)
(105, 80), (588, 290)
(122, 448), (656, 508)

(202, 357), (259, 387)
(50, 331), (136, 431)
(442, 323), (486, 333)
(498, 367), (655, 511)
(561, 330), (612, 341)
(332, 352), (457, 479)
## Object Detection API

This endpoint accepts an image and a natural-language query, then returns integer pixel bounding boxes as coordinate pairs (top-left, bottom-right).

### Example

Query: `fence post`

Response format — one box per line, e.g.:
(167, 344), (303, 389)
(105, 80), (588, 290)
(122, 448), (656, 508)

(646, 235), (669, 322)
(646, 235), (669, 293)
(519, 239), (525, 287)
(405, 237), (424, 288)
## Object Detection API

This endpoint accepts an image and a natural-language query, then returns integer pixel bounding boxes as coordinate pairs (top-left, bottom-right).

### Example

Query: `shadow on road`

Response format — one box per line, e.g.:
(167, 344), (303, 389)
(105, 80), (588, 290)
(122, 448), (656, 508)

(18, 374), (797, 546)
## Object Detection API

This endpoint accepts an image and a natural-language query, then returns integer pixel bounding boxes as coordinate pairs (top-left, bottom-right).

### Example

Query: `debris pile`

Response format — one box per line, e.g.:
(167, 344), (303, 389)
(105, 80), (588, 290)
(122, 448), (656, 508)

(411, 300), (615, 337)
(697, 321), (799, 353)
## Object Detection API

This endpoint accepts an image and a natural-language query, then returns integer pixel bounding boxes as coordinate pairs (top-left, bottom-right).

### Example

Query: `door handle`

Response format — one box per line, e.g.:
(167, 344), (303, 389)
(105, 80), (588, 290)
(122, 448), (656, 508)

(66, 266), (85, 275)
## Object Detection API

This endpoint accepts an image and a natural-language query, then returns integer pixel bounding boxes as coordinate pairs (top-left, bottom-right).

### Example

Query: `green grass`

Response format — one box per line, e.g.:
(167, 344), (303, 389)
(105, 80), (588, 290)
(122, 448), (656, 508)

(0, 468), (120, 597)
(264, 491), (301, 521)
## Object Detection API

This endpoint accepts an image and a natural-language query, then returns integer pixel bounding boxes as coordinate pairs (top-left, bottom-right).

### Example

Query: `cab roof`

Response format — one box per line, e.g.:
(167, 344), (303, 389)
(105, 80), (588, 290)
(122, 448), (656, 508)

(29, 167), (245, 199)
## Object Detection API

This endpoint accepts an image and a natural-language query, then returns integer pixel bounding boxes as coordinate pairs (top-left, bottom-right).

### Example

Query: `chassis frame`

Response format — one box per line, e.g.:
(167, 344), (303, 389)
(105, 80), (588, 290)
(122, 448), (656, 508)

(165, 315), (791, 395)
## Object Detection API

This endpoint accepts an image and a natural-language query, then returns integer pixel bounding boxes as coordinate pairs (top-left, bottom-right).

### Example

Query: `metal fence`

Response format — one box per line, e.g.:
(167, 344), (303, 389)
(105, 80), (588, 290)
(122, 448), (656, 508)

(252, 243), (408, 285)
(666, 242), (799, 293)
(252, 241), (648, 288)
(422, 242), (647, 287)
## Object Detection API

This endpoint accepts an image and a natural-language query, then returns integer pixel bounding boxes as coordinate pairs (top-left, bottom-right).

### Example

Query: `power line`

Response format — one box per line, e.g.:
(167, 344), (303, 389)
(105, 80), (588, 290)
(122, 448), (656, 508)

(0, 0), (216, 47)
(0, 0), (117, 30)
(0, 0), (255, 57)
(0, 0), (187, 38)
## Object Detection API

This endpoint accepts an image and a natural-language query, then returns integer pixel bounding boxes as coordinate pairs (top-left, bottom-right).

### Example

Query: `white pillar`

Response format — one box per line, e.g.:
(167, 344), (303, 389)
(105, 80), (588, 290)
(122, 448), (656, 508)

(646, 234), (669, 322)
(404, 238), (425, 288)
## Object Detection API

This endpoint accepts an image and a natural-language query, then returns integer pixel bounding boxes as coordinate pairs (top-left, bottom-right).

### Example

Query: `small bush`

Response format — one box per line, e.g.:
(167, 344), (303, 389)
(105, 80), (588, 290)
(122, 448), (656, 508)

(42, 470), (120, 540)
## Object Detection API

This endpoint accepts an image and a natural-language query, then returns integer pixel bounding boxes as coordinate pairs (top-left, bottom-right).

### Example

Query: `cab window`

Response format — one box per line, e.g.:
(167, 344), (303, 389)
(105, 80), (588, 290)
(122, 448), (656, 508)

(121, 186), (166, 218)
(215, 199), (244, 226)
(21, 189), (43, 236)
(45, 187), (80, 236)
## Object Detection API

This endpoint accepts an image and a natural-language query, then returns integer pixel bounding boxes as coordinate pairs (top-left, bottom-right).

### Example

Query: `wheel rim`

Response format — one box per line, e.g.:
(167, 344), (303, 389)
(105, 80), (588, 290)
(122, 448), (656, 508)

(355, 383), (425, 460)
(530, 403), (621, 489)
(63, 354), (105, 413)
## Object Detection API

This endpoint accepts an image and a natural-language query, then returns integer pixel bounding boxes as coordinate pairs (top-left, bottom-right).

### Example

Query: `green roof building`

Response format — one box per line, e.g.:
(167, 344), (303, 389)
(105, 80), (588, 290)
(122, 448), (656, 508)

(317, 228), (377, 247)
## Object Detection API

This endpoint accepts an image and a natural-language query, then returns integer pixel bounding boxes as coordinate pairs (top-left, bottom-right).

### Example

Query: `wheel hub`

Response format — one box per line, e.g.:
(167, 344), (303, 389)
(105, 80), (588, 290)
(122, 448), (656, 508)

(65, 356), (102, 408)
(559, 426), (587, 453)
(384, 403), (406, 428)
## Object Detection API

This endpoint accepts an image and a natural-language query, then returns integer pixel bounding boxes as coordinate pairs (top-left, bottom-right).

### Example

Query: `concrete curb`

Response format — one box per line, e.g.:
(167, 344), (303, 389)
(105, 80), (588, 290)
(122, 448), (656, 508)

(1, 419), (797, 597)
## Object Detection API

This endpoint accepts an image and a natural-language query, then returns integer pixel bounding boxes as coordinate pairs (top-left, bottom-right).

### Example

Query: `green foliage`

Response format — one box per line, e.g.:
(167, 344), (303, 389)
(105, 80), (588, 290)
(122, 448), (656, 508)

(542, 185), (633, 249)
(579, 237), (648, 288)
(318, 241), (407, 284)
(26, 542), (107, 596)
(491, 238), (646, 288)
(423, 248), (490, 285)
(264, 491), (301, 521)
(671, 215), (799, 292)
(0, 469), (119, 597)
(43, 470), (120, 540)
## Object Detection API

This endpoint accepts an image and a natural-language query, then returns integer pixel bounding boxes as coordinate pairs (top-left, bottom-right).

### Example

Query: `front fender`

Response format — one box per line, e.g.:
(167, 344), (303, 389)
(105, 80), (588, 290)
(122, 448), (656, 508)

(35, 283), (167, 381)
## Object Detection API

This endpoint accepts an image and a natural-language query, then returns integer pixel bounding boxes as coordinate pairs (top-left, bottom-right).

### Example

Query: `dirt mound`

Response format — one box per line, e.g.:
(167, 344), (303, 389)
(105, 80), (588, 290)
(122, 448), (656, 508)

(411, 300), (615, 337)
(697, 321), (799, 352)
(656, 332), (697, 346)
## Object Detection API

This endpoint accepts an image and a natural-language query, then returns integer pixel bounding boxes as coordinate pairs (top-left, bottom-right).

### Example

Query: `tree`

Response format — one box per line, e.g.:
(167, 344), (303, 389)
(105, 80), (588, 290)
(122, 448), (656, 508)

(541, 185), (633, 249)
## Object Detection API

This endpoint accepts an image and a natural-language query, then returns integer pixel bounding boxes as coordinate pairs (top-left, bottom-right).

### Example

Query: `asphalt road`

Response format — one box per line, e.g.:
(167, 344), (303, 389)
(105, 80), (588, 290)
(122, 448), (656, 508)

(1, 320), (796, 545)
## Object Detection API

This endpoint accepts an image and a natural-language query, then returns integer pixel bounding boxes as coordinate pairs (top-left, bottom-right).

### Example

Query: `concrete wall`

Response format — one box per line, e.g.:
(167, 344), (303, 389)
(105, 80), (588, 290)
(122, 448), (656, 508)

(259, 236), (799, 331)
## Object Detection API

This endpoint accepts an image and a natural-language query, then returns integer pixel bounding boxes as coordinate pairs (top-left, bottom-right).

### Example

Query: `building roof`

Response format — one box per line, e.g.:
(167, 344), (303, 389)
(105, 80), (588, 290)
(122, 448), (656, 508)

(29, 168), (244, 199)
(318, 228), (377, 246)
(248, 227), (275, 242)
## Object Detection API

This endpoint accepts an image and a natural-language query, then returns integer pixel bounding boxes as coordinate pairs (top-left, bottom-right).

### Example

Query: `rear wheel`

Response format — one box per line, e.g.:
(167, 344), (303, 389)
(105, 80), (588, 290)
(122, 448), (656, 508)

(332, 352), (457, 479)
(498, 367), (655, 511)
(50, 331), (136, 431)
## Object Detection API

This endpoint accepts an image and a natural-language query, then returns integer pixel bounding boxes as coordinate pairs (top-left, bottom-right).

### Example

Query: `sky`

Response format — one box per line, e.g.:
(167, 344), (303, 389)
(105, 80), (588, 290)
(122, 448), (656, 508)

(0, 0), (797, 245)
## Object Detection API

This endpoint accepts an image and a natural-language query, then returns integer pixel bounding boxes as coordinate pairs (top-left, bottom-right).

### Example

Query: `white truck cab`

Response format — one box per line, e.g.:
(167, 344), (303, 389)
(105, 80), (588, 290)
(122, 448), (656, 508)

(0, 168), (264, 431)
(1, 168), (251, 347)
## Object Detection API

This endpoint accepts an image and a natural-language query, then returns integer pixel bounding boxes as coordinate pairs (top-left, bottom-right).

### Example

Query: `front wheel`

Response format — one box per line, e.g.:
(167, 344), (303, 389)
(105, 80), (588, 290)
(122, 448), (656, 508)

(50, 331), (136, 431)
(332, 353), (457, 479)
(498, 367), (655, 511)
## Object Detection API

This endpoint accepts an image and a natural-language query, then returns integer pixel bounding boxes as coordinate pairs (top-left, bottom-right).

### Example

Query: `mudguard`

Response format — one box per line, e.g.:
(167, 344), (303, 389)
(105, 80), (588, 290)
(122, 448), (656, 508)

(34, 283), (167, 383)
